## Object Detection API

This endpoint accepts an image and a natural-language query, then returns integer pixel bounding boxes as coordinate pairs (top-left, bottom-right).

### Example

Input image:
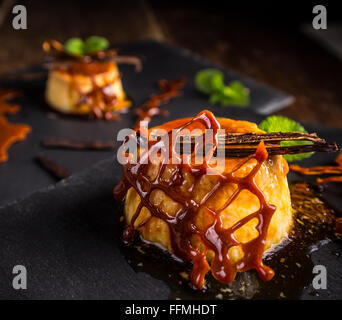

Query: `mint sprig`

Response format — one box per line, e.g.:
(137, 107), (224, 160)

(64, 36), (109, 56)
(64, 38), (84, 56)
(84, 36), (109, 54)
(195, 69), (250, 107)
(258, 115), (313, 162)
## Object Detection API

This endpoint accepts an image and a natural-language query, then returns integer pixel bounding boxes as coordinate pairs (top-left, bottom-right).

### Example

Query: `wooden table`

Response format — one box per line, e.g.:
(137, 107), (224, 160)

(1, 0), (341, 127)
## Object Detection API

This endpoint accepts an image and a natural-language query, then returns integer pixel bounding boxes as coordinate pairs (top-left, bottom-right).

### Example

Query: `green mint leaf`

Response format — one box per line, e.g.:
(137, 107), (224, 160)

(195, 69), (250, 107)
(209, 92), (224, 104)
(84, 36), (109, 54)
(195, 69), (224, 94)
(221, 81), (249, 107)
(259, 115), (313, 162)
(64, 38), (84, 56)
(229, 81), (249, 97)
(210, 73), (225, 92)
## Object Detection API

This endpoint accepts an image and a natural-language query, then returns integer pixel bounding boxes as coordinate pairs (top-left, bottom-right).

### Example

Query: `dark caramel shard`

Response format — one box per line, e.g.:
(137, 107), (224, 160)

(35, 155), (70, 180)
(42, 138), (115, 151)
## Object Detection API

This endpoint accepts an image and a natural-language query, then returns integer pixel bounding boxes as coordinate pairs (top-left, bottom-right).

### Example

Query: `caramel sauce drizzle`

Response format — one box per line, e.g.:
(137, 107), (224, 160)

(114, 110), (277, 290)
(0, 90), (31, 163)
(134, 78), (185, 130)
(290, 150), (342, 185)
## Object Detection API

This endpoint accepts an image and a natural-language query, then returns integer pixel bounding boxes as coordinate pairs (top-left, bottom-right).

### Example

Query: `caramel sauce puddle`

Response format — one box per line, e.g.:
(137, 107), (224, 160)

(0, 90), (31, 163)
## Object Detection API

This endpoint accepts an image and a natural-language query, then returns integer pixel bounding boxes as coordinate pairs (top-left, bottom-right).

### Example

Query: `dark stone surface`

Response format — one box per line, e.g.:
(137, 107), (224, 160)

(0, 157), (171, 299)
(0, 125), (341, 299)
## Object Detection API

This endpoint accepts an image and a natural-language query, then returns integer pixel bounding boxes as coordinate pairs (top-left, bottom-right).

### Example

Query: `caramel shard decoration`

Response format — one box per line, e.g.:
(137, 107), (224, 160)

(290, 150), (342, 185)
(134, 77), (185, 130)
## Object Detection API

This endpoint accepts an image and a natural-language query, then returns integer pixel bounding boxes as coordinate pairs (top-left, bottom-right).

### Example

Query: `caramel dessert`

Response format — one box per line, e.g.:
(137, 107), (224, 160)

(114, 110), (338, 290)
(43, 37), (141, 120)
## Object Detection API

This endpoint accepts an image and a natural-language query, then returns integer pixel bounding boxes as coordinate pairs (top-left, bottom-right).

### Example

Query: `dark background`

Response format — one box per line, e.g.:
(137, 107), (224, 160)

(0, 0), (341, 127)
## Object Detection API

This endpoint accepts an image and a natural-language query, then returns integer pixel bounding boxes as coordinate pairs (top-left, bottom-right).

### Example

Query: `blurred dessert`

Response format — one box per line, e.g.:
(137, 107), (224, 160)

(43, 37), (141, 120)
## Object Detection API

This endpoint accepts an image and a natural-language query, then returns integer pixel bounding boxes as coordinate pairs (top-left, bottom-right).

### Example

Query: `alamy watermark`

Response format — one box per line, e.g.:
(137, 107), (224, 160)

(312, 5), (327, 30)
(10, 4), (327, 32)
(312, 264), (327, 290)
(116, 121), (227, 175)
(9, 263), (327, 291)
(12, 4), (27, 30)
(12, 265), (27, 290)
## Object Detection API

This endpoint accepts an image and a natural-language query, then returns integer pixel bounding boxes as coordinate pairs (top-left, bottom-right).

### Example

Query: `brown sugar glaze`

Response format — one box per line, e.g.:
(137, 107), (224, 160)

(0, 90), (31, 163)
(114, 110), (278, 290)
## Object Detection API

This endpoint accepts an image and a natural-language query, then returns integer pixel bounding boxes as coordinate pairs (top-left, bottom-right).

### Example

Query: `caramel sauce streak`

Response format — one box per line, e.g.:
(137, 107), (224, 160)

(0, 90), (31, 163)
(134, 78), (185, 130)
(290, 150), (342, 185)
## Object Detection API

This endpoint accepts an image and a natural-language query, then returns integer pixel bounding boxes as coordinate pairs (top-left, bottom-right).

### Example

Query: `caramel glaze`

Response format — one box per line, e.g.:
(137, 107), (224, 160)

(114, 110), (277, 290)
(0, 90), (31, 163)
(60, 61), (121, 121)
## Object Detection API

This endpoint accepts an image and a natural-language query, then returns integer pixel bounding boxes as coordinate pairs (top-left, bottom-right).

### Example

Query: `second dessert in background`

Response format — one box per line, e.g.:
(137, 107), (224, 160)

(43, 36), (141, 120)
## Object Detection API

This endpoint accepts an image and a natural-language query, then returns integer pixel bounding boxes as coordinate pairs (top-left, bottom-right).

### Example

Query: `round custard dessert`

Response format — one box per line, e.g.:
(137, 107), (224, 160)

(120, 113), (293, 288)
(45, 61), (131, 115)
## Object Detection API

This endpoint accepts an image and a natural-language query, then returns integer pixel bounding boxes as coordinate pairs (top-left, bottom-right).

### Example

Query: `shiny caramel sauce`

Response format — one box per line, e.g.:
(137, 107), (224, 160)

(114, 110), (277, 290)
(118, 182), (339, 299)
(59, 61), (121, 121)
(134, 78), (185, 130)
(0, 90), (31, 163)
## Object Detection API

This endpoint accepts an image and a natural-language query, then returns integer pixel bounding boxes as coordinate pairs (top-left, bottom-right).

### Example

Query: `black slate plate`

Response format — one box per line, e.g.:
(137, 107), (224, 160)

(0, 116), (341, 300)
(0, 40), (293, 206)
